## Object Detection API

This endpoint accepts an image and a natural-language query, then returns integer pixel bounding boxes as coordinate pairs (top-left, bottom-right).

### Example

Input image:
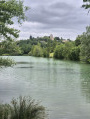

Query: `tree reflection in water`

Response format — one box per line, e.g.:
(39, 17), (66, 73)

(80, 64), (90, 103)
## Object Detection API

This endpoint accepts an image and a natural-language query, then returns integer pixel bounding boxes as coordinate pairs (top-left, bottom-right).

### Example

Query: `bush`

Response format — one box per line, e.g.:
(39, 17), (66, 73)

(69, 47), (80, 61)
(0, 57), (15, 66)
(29, 45), (43, 57)
(54, 44), (64, 59)
(63, 42), (74, 60)
(0, 96), (46, 119)
(0, 40), (22, 56)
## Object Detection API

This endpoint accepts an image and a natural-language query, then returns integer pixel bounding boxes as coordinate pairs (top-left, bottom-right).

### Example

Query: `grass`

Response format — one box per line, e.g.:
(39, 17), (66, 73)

(0, 96), (47, 119)
(0, 57), (15, 67)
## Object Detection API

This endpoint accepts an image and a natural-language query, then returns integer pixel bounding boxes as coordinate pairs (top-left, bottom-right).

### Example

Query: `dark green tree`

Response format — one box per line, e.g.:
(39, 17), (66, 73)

(69, 46), (80, 61)
(46, 39), (51, 57)
(75, 35), (82, 46)
(80, 26), (90, 63)
(54, 44), (65, 59)
(29, 44), (43, 57)
(63, 42), (74, 60)
(0, 40), (22, 55)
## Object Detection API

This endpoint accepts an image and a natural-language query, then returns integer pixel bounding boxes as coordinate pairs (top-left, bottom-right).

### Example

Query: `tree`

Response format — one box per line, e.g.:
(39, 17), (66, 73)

(29, 35), (33, 40)
(82, 0), (90, 11)
(80, 26), (90, 63)
(0, 0), (29, 40)
(69, 46), (80, 61)
(54, 44), (65, 59)
(0, 40), (22, 55)
(75, 35), (82, 46)
(29, 45), (43, 57)
(63, 42), (74, 60)
(46, 39), (51, 57)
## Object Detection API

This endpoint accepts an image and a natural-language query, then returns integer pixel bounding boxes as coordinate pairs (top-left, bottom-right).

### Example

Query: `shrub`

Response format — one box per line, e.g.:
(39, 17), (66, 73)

(0, 96), (46, 119)
(0, 57), (15, 66)
(29, 45), (43, 57)
(63, 42), (74, 60)
(43, 48), (49, 58)
(54, 44), (64, 59)
(69, 47), (80, 61)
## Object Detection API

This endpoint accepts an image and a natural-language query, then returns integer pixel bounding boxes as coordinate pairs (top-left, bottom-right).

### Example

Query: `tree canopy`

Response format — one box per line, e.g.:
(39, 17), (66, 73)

(80, 26), (90, 63)
(0, 0), (29, 40)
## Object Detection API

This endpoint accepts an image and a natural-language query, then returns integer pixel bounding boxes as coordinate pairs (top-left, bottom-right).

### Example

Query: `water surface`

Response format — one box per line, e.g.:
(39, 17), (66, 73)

(0, 56), (90, 119)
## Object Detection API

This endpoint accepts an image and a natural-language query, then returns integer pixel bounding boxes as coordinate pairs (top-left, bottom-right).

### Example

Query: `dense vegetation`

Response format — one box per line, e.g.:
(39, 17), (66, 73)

(0, 27), (90, 63)
(0, 96), (46, 119)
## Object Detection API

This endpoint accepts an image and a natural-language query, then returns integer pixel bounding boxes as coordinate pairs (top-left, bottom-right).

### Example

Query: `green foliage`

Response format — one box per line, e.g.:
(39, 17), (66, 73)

(50, 40), (57, 53)
(29, 45), (43, 57)
(0, 40), (22, 55)
(46, 39), (51, 58)
(80, 26), (90, 63)
(17, 38), (41, 55)
(43, 48), (49, 58)
(54, 44), (65, 59)
(75, 35), (81, 46)
(63, 42), (74, 60)
(17, 36), (68, 57)
(0, 96), (46, 119)
(69, 47), (80, 61)
(82, 0), (90, 10)
(54, 42), (79, 61)
(0, 57), (15, 66)
(0, 0), (29, 40)
(20, 44), (32, 54)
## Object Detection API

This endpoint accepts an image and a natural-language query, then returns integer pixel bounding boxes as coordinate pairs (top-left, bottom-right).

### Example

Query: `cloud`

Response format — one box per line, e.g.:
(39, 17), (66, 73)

(15, 0), (90, 40)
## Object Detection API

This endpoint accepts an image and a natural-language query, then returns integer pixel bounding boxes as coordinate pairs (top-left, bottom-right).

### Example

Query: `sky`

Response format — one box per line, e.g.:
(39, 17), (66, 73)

(15, 0), (90, 40)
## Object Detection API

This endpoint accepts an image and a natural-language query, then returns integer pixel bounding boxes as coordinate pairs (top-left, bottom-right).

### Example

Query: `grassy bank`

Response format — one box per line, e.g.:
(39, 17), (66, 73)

(0, 57), (16, 67)
(0, 96), (46, 119)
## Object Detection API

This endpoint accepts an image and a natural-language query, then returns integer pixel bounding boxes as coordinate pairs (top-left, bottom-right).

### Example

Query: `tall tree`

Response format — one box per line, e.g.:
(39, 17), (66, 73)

(0, 0), (29, 40)
(0, 40), (22, 55)
(80, 26), (90, 63)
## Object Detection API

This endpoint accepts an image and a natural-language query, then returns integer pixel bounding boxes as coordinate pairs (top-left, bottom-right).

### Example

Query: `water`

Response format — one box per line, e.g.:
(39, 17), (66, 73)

(0, 56), (90, 119)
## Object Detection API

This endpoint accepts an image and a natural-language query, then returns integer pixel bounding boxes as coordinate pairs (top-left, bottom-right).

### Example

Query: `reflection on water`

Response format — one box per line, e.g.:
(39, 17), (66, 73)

(80, 64), (90, 103)
(0, 56), (90, 119)
(17, 66), (33, 68)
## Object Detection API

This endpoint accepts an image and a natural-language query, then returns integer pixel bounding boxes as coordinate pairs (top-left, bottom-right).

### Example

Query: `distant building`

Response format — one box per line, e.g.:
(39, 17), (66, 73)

(50, 34), (54, 40)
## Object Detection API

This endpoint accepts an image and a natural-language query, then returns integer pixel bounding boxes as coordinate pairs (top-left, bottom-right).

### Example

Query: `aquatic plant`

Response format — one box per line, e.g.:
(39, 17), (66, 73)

(0, 96), (46, 119)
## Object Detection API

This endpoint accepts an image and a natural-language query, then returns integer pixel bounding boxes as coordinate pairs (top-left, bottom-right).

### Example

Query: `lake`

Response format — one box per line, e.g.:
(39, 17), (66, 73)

(0, 56), (90, 119)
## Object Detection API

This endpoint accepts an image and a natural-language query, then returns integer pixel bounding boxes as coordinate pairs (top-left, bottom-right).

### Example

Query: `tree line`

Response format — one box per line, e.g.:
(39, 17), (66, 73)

(0, 27), (90, 63)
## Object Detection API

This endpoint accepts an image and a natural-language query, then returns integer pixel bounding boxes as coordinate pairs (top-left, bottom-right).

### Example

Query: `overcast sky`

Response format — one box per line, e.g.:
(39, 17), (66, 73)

(15, 0), (90, 40)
